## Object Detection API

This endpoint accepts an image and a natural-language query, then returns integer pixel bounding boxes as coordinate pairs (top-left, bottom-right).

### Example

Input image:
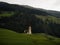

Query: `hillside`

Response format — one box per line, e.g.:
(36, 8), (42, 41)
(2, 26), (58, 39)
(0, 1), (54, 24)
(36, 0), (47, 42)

(0, 2), (60, 17)
(0, 28), (60, 45)
(0, 2), (60, 37)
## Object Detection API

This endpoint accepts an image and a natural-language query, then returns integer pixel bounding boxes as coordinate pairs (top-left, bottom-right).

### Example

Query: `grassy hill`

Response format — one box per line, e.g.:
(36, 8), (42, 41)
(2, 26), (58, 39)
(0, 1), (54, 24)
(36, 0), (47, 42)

(0, 11), (14, 17)
(0, 28), (60, 45)
(0, 12), (60, 37)
(36, 15), (60, 24)
(0, 2), (60, 45)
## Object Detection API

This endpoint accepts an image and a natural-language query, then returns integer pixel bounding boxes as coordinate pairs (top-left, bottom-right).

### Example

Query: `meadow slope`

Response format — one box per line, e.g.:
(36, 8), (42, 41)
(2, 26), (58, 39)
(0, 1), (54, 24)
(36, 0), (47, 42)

(0, 28), (60, 45)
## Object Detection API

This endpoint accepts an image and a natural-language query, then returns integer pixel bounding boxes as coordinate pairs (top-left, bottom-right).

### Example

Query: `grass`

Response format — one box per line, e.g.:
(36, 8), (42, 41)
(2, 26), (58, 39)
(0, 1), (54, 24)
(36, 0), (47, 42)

(35, 15), (60, 24)
(0, 28), (60, 45)
(0, 11), (14, 17)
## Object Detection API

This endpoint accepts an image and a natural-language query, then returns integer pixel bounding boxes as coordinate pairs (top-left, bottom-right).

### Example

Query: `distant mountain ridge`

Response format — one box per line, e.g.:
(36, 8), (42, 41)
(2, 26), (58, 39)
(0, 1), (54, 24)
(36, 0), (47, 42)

(0, 2), (60, 17)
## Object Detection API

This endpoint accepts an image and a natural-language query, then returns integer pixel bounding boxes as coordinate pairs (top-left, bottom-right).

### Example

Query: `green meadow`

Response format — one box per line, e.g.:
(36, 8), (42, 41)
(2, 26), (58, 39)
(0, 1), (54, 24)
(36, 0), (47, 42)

(0, 28), (60, 45)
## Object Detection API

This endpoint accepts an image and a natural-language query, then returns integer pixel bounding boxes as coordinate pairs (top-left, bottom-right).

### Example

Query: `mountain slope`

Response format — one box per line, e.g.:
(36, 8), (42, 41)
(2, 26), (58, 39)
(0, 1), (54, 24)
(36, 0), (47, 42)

(0, 2), (60, 37)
